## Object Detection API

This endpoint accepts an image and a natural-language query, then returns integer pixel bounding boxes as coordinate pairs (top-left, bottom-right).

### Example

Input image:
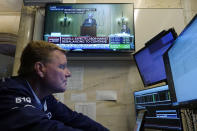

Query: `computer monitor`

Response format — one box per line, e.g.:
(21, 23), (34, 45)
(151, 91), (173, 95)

(134, 85), (171, 109)
(133, 85), (183, 130)
(134, 28), (177, 87)
(164, 14), (197, 108)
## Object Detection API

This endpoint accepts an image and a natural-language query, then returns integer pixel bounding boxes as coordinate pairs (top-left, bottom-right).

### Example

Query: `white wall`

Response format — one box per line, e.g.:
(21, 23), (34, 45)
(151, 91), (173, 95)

(0, 13), (20, 34)
(134, 8), (185, 51)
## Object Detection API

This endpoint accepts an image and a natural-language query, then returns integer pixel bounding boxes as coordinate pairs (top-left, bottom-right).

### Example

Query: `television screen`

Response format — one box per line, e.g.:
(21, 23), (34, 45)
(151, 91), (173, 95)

(134, 28), (177, 87)
(164, 14), (197, 107)
(43, 3), (135, 52)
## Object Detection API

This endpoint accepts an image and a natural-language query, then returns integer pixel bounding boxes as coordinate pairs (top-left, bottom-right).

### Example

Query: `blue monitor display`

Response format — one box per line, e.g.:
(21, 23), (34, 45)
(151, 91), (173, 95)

(134, 29), (177, 87)
(164, 14), (197, 107)
(43, 3), (135, 52)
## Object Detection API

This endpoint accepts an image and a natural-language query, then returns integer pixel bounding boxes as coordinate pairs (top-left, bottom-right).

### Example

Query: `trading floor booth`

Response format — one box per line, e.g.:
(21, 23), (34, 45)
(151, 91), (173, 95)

(133, 14), (197, 131)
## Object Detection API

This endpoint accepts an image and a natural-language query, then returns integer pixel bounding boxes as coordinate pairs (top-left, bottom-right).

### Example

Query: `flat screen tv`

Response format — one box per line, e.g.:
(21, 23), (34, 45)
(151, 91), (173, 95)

(164, 14), (197, 108)
(43, 3), (135, 52)
(134, 28), (177, 87)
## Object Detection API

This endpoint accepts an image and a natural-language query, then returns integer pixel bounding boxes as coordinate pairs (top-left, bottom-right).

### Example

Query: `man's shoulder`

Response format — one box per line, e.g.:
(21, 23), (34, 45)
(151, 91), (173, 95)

(0, 76), (31, 95)
(0, 76), (37, 111)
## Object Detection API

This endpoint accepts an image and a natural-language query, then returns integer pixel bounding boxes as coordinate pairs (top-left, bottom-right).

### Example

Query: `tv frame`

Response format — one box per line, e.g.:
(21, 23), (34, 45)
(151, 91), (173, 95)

(43, 3), (135, 53)
(133, 28), (177, 87)
(163, 14), (197, 108)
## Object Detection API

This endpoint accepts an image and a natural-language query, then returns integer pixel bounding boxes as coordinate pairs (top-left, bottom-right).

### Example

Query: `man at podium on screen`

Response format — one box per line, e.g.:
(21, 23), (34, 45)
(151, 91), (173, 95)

(81, 13), (97, 37)
(82, 12), (97, 27)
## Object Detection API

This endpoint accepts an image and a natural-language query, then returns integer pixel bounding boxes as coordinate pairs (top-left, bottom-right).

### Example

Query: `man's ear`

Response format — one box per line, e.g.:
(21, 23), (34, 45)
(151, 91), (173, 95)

(34, 62), (46, 78)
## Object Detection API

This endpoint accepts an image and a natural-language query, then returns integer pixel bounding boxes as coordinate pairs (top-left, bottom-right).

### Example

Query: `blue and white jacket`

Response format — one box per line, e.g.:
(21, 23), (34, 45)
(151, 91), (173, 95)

(0, 76), (109, 131)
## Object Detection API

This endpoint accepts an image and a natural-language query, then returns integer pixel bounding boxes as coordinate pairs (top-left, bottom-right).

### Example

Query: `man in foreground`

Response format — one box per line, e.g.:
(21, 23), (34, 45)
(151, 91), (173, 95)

(0, 41), (109, 131)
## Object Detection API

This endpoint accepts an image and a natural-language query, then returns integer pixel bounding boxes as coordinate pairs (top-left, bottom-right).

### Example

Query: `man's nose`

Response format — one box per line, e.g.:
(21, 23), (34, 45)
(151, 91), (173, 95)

(65, 69), (71, 77)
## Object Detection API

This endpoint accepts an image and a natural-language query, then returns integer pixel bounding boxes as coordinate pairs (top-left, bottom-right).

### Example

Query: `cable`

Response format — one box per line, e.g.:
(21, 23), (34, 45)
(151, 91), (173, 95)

(189, 109), (195, 131)
(185, 109), (195, 131)
(181, 111), (189, 131)
(186, 110), (192, 131)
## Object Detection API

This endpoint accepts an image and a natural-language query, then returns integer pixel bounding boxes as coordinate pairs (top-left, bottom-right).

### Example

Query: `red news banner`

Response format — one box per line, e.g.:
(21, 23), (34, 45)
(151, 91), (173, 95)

(48, 36), (109, 44)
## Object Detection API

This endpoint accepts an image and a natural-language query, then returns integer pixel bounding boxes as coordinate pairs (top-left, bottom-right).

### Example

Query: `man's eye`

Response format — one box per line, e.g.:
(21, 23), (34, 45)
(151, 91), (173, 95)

(59, 65), (66, 69)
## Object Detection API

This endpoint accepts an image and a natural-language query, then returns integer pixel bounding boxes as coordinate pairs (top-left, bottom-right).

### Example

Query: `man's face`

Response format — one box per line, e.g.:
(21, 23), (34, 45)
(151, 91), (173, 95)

(42, 50), (71, 93)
